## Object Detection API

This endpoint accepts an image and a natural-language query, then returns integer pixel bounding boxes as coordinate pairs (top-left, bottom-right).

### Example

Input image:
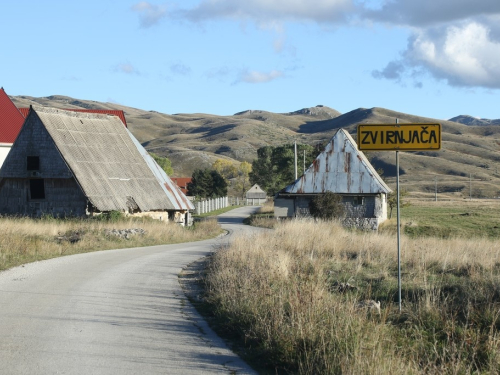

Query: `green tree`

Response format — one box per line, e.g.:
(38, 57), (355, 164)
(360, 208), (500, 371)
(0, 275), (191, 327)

(212, 159), (238, 182)
(387, 188), (411, 219)
(308, 192), (345, 220)
(234, 161), (252, 198)
(149, 152), (174, 175)
(187, 169), (228, 198)
(250, 144), (320, 196)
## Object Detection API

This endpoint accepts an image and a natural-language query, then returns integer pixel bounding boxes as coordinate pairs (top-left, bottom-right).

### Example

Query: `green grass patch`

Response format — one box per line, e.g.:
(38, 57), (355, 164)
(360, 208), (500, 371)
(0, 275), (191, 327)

(380, 200), (500, 238)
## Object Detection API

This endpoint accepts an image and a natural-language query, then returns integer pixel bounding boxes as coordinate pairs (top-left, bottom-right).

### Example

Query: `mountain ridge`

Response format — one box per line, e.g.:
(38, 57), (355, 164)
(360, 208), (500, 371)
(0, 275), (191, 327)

(9, 94), (500, 198)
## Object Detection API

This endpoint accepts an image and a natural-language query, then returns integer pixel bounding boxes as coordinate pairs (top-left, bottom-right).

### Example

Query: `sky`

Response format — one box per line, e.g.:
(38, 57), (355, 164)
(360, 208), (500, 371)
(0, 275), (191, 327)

(1, 0), (499, 120)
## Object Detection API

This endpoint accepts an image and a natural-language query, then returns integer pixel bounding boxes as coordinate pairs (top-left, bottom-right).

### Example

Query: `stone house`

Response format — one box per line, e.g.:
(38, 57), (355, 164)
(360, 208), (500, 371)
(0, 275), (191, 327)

(0, 106), (194, 224)
(274, 129), (391, 230)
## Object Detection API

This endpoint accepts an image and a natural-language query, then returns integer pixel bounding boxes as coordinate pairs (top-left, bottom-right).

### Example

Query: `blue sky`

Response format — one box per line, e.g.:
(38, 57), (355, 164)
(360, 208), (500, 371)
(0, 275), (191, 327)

(1, 0), (499, 120)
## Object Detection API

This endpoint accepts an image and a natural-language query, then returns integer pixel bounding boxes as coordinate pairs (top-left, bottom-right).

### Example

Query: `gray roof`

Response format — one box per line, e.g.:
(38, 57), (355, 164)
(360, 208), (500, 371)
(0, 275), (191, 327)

(281, 129), (391, 195)
(246, 184), (266, 199)
(31, 106), (191, 212)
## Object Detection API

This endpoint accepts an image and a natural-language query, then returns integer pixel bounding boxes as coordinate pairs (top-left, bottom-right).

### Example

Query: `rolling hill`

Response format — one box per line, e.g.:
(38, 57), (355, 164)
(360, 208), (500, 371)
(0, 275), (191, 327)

(10, 94), (500, 198)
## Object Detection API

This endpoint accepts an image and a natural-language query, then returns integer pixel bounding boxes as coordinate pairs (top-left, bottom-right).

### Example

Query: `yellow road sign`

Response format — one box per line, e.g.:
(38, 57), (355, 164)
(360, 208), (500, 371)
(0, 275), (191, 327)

(357, 123), (441, 151)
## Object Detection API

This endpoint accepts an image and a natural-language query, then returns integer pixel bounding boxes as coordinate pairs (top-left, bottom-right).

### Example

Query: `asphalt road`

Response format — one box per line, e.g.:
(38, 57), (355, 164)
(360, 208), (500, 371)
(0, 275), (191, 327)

(0, 206), (264, 375)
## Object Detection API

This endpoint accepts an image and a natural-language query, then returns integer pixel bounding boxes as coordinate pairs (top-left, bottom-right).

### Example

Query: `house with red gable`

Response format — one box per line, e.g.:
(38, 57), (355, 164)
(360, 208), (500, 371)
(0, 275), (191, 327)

(170, 177), (192, 195)
(0, 88), (25, 168)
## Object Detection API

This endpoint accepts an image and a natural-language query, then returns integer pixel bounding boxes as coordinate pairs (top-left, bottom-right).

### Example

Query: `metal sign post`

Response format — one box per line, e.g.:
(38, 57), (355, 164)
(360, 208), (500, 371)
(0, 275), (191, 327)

(396, 149), (401, 311)
(357, 121), (442, 313)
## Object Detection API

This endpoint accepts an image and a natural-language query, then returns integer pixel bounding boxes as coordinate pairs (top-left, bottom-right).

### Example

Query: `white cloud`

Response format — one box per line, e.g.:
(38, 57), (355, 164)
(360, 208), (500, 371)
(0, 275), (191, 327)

(170, 62), (191, 76)
(132, 2), (167, 28)
(238, 69), (284, 84)
(175, 0), (354, 24)
(170, 1), (500, 90)
(363, 0), (500, 27)
(365, 1), (500, 89)
(114, 63), (140, 75)
(391, 22), (500, 88)
(372, 22), (500, 89)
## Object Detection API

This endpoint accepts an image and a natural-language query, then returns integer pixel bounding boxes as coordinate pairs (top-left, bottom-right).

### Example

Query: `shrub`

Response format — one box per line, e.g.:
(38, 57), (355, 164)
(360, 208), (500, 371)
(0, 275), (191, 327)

(308, 192), (345, 220)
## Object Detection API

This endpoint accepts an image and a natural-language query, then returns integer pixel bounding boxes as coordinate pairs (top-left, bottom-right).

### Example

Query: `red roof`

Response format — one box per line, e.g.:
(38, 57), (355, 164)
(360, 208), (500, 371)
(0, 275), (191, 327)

(170, 177), (192, 195)
(18, 107), (127, 127)
(0, 88), (26, 144)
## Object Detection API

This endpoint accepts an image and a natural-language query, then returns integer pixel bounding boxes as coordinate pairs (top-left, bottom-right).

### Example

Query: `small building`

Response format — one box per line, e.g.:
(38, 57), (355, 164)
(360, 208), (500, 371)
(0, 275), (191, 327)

(274, 129), (391, 230)
(0, 106), (194, 224)
(0, 88), (26, 168)
(245, 184), (267, 205)
(171, 177), (192, 195)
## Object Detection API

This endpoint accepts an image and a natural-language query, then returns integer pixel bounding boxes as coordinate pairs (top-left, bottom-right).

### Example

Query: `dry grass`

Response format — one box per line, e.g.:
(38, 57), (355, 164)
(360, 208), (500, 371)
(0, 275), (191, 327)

(0, 216), (221, 271)
(244, 200), (277, 229)
(204, 220), (500, 374)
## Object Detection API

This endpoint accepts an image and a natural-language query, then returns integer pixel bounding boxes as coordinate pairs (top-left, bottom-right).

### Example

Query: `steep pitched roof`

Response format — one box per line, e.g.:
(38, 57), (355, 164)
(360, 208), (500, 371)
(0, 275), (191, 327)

(0, 88), (25, 144)
(246, 184), (266, 199)
(128, 134), (194, 210)
(281, 129), (391, 195)
(18, 107), (127, 127)
(24, 106), (191, 212)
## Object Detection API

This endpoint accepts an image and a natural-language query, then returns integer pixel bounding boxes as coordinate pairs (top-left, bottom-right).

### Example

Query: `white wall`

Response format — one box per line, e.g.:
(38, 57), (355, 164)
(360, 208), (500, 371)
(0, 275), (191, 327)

(0, 144), (12, 170)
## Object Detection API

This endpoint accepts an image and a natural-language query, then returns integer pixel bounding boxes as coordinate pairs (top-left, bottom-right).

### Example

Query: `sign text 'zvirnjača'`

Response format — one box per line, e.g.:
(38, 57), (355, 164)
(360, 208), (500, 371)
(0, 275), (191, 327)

(357, 124), (441, 151)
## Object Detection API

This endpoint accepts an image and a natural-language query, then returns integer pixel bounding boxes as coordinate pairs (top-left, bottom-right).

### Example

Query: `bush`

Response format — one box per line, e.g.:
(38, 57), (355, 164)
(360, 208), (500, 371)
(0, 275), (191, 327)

(94, 210), (124, 222)
(309, 192), (345, 220)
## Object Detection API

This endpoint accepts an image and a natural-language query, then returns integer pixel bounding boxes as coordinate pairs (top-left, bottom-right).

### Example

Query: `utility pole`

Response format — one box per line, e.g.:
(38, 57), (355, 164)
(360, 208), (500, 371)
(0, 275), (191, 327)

(396, 118), (401, 312)
(470, 173), (472, 200)
(303, 149), (306, 174)
(294, 141), (298, 180)
(435, 176), (437, 202)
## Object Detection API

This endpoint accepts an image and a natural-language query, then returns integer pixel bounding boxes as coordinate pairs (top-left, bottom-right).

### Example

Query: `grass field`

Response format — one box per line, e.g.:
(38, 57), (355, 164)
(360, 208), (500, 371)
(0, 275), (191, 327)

(200, 199), (500, 374)
(382, 198), (500, 238)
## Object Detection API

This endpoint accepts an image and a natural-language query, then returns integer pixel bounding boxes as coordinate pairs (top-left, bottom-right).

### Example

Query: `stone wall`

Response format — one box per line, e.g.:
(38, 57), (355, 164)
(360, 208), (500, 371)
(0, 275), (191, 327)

(0, 113), (72, 179)
(275, 194), (388, 230)
(0, 178), (87, 217)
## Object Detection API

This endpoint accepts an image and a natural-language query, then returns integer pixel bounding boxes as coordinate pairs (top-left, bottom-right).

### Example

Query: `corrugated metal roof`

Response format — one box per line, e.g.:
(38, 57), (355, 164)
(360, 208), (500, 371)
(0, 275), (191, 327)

(0, 88), (25, 144)
(30, 106), (189, 212)
(19, 107), (127, 127)
(282, 129), (392, 195)
(128, 131), (194, 210)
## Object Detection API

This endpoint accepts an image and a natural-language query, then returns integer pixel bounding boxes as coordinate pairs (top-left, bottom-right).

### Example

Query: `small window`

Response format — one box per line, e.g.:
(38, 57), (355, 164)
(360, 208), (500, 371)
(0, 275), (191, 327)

(27, 156), (40, 171)
(30, 179), (45, 200)
(353, 196), (364, 206)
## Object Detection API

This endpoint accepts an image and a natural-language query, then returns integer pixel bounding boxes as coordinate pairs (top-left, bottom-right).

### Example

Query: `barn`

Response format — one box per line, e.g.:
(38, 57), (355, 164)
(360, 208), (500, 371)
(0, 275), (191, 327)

(245, 184), (267, 205)
(274, 129), (391, 230)
(0, 106), (194, 223)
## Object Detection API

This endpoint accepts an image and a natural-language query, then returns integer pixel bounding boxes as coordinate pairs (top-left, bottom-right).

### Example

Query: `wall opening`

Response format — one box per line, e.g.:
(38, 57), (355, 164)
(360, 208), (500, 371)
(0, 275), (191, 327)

(30, 179), (45, 200)
(27, 156), (40, 171)
(353, 196), (364, 206)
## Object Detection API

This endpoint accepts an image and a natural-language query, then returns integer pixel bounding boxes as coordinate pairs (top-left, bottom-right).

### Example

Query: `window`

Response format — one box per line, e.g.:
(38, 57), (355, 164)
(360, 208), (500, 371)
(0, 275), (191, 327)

(27, 156), (40, 171)
(30, 179), (45, 200)
(353, 196), (364, 206)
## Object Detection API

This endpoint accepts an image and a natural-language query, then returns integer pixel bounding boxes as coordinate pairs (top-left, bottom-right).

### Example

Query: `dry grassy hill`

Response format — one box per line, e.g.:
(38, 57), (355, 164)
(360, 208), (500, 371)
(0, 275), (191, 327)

(10, 95), (500, 198)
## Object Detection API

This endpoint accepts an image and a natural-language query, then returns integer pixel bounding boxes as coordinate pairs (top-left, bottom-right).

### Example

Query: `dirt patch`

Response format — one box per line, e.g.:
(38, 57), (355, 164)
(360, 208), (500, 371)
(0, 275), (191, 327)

(178, 256), (210, 305)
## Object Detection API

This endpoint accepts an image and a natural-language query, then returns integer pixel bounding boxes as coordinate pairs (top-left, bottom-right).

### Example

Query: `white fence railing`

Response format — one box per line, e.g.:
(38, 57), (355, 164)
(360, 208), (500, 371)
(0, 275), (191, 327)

(228, 197), (267, 206)
(194, 196), (268, 215)
(194, 197), (229, 215)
